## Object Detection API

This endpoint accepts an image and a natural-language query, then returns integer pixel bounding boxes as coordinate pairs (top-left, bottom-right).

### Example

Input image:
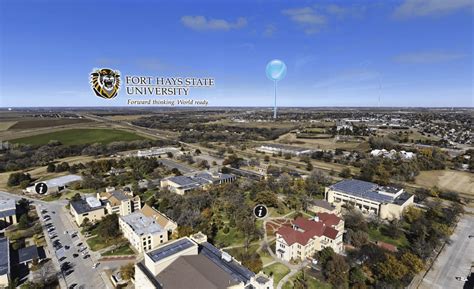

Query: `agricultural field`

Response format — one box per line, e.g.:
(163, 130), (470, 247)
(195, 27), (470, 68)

(8, 118), (92, 130)
(0, 121), (17, 131)
(415, 170), (474, 196)
(9, 128), (148, 146)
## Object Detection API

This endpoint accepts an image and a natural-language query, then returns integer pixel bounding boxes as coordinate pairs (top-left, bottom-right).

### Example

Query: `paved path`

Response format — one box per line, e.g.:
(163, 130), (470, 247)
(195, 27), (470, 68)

(419, 208), (474, 289)
(277, 260), (309, 289)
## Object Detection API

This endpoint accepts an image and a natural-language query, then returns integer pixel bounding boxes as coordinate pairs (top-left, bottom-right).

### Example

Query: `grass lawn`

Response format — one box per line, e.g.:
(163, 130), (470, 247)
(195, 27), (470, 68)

(263, 263), (290, 287)
(368, 226), (409, 247)
(10, 128), (148, 146)
(282, 271), (332, 289)
(215, 226), (245, 247)
(86, 236), (123, 251)
(102, 244), (134, 256)
(42, 194), (61, 202)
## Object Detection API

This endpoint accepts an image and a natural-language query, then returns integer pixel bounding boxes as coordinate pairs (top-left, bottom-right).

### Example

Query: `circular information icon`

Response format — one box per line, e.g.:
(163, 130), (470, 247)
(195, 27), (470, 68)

(35, 182), (48, 195)
(254, 204), (268, 219)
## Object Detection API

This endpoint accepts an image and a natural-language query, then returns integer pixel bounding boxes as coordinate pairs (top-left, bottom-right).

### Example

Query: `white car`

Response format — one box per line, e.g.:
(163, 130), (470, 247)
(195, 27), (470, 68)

(92, 263), (99, 269)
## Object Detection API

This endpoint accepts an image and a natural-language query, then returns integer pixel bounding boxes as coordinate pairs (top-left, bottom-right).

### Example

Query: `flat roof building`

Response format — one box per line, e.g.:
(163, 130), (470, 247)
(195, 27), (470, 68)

(160, 171), (236, 195)
(70, 196), (106, 225)
(119, 212), (168, 253)
(0, 237), (10, 287)
(257, 144), (312, 156)
(325, 179), (414, 220)
(0, 198), (16, 230)
(135, 233), (273, 289)
(26, 174), (82, 194)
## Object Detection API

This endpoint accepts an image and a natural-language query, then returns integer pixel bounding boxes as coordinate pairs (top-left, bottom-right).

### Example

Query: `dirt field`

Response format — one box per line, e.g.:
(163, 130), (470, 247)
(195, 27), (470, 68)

(9, 128), (148, 145)
(106, 114), (153, 121)
(415, 170), (474, 196)
(275, 132), (369, 151)
(9, 118), (92, 130)
(0, 121), (17, 131)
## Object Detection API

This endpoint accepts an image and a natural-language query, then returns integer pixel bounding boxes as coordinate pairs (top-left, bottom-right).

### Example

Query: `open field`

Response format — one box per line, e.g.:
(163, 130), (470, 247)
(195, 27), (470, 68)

(8, 118), (92, 130)
(9, 128), (148, 145)
(415, 170), (474, 196)
(106, 114), (153, 121)
(0, 121), (17, 131)
(275, 132), (369, 151)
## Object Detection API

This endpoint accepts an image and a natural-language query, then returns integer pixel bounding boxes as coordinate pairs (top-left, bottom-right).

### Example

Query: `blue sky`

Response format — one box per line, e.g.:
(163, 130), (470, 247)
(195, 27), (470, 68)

(0, 0), (472, 107)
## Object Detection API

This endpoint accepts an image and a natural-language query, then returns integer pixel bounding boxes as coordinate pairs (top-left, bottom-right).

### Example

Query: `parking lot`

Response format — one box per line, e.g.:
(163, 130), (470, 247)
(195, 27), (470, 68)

(37, 203), (106, 289)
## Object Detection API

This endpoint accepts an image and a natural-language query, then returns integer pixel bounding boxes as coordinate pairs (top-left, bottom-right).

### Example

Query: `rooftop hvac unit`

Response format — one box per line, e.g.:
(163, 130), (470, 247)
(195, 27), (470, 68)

(221, 252), (232, 262)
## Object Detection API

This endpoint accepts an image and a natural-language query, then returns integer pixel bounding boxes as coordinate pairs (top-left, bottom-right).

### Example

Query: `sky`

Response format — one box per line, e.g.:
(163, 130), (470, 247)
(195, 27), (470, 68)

(0, 0), (472, 107)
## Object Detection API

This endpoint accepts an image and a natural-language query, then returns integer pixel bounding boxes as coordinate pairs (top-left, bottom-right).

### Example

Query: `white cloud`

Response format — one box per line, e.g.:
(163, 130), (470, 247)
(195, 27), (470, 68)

(264, 24), (276, 37)
(181, 16), (247, 31)
(394, 52), (467, 63)
(313, 69), (380, 89)
(282, 7), (326, 34)
(393, 0), (473, 18)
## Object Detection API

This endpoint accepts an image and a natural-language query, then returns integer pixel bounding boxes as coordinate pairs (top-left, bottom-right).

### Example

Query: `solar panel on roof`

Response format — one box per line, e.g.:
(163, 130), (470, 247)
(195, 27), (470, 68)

(200, 242), (254, 284)
(331, 179), (394, 203)
(147, 238), (195, 262)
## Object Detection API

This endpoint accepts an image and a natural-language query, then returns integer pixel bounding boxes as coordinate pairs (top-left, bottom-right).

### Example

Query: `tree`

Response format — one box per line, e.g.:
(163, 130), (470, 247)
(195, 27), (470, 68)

(316, 247), (335, 267)
(7, 172), (31, 187)
(349, 266), (366, 287)
(351, 230), (369, 248)
(325, 254), (349, 289)
(18, 214), (29, 229)
(400, 252), (424, 274)
(120, 263), (135, 280)
(46, 163), (56, 173)
(339, 167), (351, 178)
(195, 149), (201, 155)
(97, 214), (120, 243)
(306, 162), (313, 171)
(70, 193), (82, 202)
(376, 254), (408, 283)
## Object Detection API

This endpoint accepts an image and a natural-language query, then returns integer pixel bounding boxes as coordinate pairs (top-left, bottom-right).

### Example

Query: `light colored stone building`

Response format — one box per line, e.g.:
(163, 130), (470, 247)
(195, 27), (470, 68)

(275, 213), (344, 262)
(325, 179), (414, 220)
(70, 197), (106, 225)
(135, 233), (273, 289)
(97, 188), (140, 216)
(119, 212), (168, 253)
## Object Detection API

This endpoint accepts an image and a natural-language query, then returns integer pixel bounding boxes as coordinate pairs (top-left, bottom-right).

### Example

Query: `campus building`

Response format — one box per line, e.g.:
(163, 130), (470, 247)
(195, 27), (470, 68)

(141, 204), (178, 239)
(26, 174), (82, 194)
(119, 212), (169, 253)
(70, 197), (106, 225)
(160, 172), (236, 195)
(97, 188), (141, 216)
(276, 213), (344, 262)
(137, 147), (183, 158)
(257, 144), (312, 156)
(0, 198), (17, 230)
(134, 233), (273, 289)
(325, 179), (414, 220)
(0, 237), (10, 287)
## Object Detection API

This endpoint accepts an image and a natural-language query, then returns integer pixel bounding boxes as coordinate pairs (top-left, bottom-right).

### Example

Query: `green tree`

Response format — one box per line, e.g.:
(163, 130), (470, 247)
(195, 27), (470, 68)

(97, 214), (120, 243)
(18, 214), (29, 229)
(120, 263), (135, 280)
(377, 254), (408, 282)
(325, 254), (349, 289)
(46, 163), (56, 173)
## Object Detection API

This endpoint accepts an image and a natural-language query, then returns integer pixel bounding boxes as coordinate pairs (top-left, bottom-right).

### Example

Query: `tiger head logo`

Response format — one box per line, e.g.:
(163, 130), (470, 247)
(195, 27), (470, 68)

(90, 68), (121, 99)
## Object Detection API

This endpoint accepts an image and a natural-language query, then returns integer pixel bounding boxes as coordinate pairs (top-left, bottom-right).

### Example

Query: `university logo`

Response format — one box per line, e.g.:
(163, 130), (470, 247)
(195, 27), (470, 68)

(90, 68), (121, 99)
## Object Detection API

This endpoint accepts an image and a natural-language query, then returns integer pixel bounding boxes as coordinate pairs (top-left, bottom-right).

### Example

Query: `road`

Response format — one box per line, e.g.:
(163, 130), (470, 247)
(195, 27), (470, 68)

(0, 190), (108, 289)
(419, 208), (474, 289)
(158, 158), (196, 174)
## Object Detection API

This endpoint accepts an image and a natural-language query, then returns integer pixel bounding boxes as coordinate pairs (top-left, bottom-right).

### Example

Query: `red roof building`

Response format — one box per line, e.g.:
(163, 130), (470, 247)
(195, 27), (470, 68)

(275, 213), (344, 262)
